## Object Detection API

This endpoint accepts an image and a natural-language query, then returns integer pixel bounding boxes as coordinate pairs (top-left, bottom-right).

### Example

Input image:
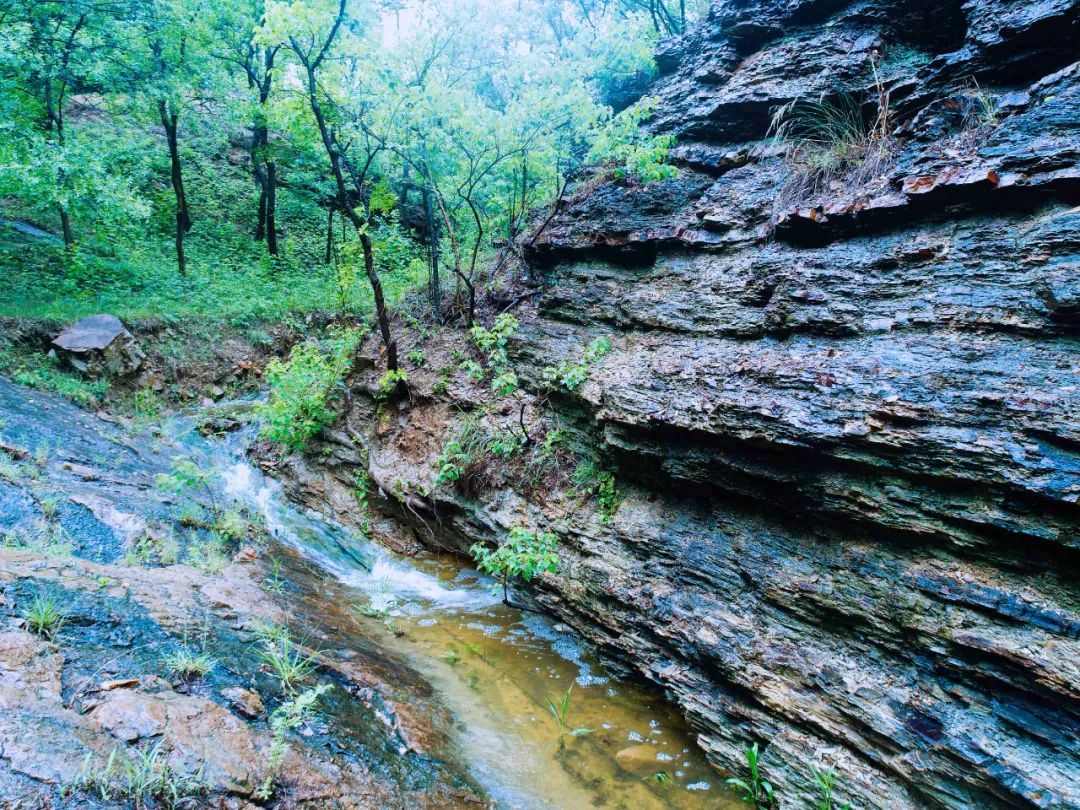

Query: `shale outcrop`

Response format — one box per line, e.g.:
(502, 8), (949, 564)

(270, 1), (1080, 807)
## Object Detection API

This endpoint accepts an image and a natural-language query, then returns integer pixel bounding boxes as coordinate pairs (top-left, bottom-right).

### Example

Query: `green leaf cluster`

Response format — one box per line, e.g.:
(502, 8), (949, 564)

(587, 97), (678, 183)
(257, 328), (361, 450)
(470, 525), (559, 591)
(542, 336), (613, 392)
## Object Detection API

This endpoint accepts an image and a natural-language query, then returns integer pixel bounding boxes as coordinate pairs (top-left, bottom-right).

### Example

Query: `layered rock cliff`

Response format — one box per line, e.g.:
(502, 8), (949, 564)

(265, 1), (1080, 807)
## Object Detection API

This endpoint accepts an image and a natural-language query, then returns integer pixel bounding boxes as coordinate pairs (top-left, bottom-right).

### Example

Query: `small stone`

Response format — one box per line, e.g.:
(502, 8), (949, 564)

(233, 547), (258, 563)
(98, 678), (139, 692)
(615, 744), (659, 774)
(220, 687), (265, 718)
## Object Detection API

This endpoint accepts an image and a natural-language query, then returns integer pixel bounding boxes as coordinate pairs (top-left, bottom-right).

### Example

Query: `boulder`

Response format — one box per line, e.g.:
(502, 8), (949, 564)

(52, 314), (145, 377)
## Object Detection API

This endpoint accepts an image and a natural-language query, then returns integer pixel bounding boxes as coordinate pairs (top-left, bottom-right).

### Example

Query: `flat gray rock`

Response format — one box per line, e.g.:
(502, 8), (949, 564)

(51, 314), (145, 376)
(53, 314), (130, 353)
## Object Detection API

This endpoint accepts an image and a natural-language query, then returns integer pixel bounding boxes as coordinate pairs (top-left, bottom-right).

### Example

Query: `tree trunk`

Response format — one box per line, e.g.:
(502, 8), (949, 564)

(360, 229), (397, 371)
(59, 208), (74, 248)
(300, 58), (397, 370)
(46, 81), (75, 249)
(174, 209), (187, 276)
(265, 160), (278, 256)
(159, 99), (191, 275)
(255, 183), (267, 240)
(423, 184), (441, 319)
(325, 208), (334, 264)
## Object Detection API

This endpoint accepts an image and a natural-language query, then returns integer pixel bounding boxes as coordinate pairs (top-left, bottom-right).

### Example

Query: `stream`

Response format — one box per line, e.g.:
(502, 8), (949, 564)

(0, 376), (730, 808)
(179, 413), (729, 809)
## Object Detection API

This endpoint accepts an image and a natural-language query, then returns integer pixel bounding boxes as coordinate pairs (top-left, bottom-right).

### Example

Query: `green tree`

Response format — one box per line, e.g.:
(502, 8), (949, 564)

(471, 526), (559, 606)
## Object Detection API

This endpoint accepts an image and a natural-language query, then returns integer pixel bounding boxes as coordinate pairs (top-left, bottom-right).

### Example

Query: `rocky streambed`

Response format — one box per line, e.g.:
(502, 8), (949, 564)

(0, 376), (728, 809)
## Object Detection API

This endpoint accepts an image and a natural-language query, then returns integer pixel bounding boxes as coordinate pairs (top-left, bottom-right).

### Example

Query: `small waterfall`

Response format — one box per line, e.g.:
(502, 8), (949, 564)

(172, 413), (487, 612)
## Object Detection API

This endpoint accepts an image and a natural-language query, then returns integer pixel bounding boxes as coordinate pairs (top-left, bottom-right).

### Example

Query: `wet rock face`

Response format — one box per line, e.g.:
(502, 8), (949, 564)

(310, 2), (1078, 808)
(506, 1), (1080, 807)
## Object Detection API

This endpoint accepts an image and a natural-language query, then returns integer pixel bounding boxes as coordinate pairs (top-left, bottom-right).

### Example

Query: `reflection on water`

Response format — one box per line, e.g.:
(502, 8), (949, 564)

(186, 420), (733, 809)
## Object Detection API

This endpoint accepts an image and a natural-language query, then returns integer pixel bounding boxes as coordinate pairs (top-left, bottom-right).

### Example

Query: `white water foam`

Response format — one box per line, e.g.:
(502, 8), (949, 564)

(221, 459), (485, 610)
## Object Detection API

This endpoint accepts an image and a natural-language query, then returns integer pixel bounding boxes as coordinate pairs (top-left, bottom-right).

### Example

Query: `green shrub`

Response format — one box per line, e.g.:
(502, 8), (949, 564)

(587, 97), (677, 183)
(471, 525), (559, 605)
(257, 328), (361, 450)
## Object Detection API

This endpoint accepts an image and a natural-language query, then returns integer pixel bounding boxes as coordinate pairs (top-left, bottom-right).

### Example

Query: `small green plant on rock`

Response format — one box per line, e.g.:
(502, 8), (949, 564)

(258, 629), (318, 695)
(157, 457), (220, 519)
(813, 766), (853, 810)
(407, 348), (426, 367)
(434, 416), (486, 486)
(255, 683), (332, 801)
(186, 532), (230, 574)
(22, 595), (65, 640)
(123, 533), (157, 566)
(263, 556), (286, 594)
(727, 742), (778, 808)
(161, 646), (216, 680)
(547, 683), (593, 747)
(215, 508), (254, 542)
(573, 460), (620, 521)
(0, 449), (25, 482)
(70, 743), (206, 807)
(375, 368), (409, 400)
(470, 313), (519, 370)
(542, 336), (613, 392)
(768, 54), (893, 211)
(471, 525), (559, 605)
(3, 524), (74, 558)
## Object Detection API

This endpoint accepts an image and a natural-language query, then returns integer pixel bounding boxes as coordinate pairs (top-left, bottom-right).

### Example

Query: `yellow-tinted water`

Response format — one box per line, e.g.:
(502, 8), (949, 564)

(345, 554), (735, 810)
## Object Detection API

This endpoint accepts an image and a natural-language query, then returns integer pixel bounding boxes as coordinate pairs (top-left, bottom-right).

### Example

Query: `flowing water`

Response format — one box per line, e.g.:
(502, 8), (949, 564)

(168, 415), (734, 810)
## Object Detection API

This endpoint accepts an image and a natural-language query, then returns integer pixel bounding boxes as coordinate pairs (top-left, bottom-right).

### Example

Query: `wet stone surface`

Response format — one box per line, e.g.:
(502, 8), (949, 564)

(0, 379), (486, 809)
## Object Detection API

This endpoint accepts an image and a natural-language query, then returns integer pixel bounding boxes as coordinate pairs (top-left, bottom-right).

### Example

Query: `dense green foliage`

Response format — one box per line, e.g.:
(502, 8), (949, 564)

(0, 0), (697, 327)
(257, 327), (361, 449)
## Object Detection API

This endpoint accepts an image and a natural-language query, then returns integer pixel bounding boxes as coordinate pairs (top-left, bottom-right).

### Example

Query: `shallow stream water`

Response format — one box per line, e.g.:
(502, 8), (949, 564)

(172, 416), (735, 810)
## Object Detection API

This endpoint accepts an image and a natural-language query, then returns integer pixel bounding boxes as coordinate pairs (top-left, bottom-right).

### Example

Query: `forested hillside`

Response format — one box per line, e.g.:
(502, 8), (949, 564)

(0, 0), (695, 325)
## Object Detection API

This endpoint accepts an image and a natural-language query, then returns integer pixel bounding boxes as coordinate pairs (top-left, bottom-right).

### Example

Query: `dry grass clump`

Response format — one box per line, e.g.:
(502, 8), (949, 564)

(769, 57), (896, 212)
